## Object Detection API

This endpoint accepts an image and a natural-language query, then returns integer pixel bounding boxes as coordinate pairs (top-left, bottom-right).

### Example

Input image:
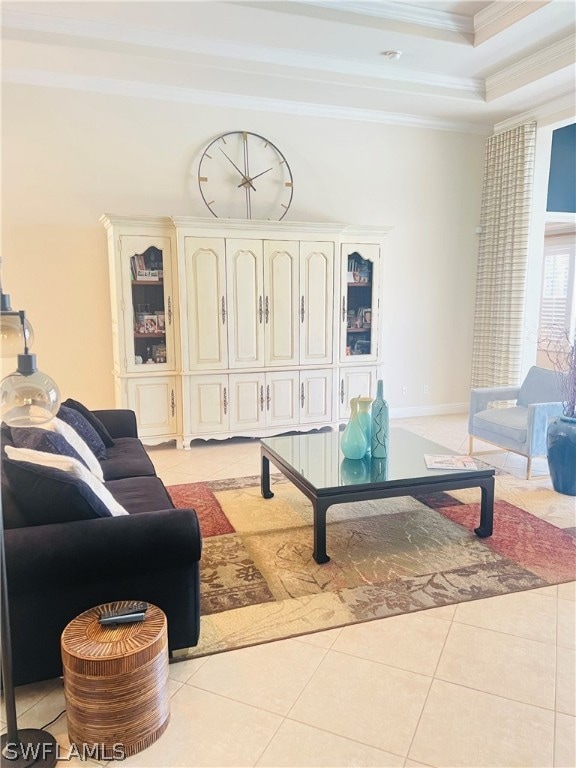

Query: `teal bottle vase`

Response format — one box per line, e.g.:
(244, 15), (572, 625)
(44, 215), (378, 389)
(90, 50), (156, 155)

(341, 397), (368, 459)
(370, 457), (388, 482)
(371, 379), (389, 459)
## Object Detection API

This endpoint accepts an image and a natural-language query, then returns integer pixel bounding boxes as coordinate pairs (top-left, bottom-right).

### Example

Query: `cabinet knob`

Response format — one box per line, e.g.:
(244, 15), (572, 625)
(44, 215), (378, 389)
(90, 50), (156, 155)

(265, 295), (269, 324)
(221, 296), (226, 324)
(342, 297), (346, 322)
(223, 387), (228, 415)
(260, 385), (264, 412)
(301, 382), (305, 408)
(300, 296), (305, 323)
(171, 389), (176, 417)
(168, 296), (173, 326)
(340, 379), (344, 404)
(259, 296), (263, 324)
(266, 384), (271, 410)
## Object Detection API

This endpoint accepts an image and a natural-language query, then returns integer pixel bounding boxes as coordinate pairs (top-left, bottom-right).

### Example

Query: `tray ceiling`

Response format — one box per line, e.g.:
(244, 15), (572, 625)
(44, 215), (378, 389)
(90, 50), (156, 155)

(2, 0), (575, 133)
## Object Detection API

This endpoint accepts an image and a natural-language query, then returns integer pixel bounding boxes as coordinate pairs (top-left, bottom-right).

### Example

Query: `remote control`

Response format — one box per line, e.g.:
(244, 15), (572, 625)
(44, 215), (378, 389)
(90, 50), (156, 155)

(99, 611), (147, 625)
(99, 601), (149, 625)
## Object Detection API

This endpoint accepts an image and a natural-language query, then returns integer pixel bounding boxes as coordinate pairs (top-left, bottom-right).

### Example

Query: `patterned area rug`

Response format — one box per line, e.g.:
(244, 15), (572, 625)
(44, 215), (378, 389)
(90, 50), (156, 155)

(167, 473), (576, 658)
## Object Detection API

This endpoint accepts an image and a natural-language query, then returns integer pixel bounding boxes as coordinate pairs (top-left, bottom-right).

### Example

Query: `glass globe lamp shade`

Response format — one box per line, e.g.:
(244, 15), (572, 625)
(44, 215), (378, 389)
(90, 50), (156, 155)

(0, 312), (34, 358)
(1, 367), (61, 426)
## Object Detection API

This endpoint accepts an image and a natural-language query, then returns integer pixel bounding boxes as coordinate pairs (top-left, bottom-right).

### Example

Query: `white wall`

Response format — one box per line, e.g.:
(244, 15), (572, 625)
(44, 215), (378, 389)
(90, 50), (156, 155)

(2, 83), (485, 411)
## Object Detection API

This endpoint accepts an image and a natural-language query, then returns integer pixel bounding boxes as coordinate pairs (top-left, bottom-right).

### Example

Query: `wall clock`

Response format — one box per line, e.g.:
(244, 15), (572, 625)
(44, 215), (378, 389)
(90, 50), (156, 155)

(198, 131), (293, 221)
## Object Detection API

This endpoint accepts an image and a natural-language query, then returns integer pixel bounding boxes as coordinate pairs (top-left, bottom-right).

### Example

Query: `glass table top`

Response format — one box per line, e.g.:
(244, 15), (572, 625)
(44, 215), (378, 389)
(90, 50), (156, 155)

(261, 427), (490, 491)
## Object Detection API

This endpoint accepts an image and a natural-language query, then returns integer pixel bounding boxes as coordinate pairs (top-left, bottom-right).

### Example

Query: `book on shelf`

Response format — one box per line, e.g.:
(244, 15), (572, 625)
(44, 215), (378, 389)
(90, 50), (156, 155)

(130, 248), (164, 280)
(136, 269), (161, 281)
(424, 454), (478, 470)
(346, 255), (370, 283)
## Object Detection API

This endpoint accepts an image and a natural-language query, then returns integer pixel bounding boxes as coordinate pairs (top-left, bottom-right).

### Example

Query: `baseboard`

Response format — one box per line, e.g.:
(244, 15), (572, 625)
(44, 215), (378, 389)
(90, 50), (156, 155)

(390, 402), (469, 418)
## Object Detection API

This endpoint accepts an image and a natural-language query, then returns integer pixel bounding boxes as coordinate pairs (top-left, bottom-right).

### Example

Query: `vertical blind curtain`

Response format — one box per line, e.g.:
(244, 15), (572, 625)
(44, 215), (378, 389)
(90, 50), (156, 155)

(471, 121), (536, 387)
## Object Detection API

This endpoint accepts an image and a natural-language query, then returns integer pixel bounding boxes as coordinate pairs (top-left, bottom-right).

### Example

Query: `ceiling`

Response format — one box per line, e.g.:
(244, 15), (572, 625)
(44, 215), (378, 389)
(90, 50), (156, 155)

(2, 0), (575, 133)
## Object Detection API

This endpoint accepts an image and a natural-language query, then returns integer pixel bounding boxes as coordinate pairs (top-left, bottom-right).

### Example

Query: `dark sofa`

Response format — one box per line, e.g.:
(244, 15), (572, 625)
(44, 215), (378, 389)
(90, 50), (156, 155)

(1, 407), (202, 687)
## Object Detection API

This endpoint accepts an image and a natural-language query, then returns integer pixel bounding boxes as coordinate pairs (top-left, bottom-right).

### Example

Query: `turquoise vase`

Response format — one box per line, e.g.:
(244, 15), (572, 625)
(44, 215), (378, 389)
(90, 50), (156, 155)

(341, 397), (368, 459)
(340, 457), (370, 485)
(547, 416), (576, 496)
(371, 379), (389, 459)
(357, 397), (373, 455)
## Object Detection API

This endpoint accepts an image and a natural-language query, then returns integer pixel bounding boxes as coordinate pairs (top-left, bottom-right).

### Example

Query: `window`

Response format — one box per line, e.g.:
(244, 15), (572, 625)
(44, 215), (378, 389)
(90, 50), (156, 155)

(537, 234), (576, 366)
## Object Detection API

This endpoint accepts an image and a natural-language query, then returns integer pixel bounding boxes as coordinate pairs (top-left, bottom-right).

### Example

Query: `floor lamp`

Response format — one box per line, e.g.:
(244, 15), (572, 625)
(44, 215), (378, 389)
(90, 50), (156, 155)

(1, 284), (61, 767)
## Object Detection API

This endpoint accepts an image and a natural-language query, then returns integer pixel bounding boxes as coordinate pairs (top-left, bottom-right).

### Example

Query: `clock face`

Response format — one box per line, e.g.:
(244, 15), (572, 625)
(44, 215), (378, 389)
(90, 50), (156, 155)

(198, 131), (293, 220)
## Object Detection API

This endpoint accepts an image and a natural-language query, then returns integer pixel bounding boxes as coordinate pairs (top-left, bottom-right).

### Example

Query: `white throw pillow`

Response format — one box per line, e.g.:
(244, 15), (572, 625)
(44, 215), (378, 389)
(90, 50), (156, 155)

(5, 446), (127, 516)
(12, 416), (104, 482)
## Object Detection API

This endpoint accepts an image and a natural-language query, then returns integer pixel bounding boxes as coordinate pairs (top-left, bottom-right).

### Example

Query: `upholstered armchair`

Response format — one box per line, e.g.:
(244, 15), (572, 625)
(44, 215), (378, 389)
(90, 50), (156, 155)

(468, 366), (566, 479)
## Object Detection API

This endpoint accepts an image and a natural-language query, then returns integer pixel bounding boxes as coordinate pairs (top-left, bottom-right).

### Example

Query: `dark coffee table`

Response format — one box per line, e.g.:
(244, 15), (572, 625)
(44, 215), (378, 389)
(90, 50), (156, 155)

(260, 427), (495, 564)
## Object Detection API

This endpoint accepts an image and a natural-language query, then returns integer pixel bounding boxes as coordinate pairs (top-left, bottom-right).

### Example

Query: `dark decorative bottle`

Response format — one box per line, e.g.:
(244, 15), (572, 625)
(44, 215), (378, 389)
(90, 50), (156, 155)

(371, 379), (389, 458)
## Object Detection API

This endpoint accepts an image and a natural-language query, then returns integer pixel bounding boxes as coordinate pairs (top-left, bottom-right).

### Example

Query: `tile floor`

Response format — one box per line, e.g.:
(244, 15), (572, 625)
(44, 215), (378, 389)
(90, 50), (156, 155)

(3, 415), (575, 767)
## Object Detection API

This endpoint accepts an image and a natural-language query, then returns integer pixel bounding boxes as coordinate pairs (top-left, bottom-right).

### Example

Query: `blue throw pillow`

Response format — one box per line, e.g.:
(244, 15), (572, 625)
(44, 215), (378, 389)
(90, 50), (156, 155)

(9, 427), (89, 468)
(57, 405), (107, 460)
(3, 456), (113, 525)
(61, 398), (115, 448)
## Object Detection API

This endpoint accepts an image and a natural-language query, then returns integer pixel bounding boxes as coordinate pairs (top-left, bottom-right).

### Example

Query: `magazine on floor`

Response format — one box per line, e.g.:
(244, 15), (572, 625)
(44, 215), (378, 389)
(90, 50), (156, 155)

(424, 454), (478, 470)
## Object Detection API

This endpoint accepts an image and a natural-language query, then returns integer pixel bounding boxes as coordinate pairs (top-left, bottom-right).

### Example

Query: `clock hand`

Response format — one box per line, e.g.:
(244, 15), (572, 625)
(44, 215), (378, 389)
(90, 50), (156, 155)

(237, 167), (274, 188)
(219, 147), (256, 191)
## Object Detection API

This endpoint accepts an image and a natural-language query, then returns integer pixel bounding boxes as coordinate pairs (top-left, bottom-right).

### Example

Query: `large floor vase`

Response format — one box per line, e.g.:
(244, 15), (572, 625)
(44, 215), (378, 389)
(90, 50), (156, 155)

(547, 416), (576, 496)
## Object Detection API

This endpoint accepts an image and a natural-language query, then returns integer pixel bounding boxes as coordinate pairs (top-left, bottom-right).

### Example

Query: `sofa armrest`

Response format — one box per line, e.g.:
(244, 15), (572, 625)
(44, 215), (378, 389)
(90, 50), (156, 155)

(5, 508), (202, 686)
(91, 409), (139, 439)
(5, 508), (201, 594)
(527, 401), (564, 455)
(468, 385), (521, 433)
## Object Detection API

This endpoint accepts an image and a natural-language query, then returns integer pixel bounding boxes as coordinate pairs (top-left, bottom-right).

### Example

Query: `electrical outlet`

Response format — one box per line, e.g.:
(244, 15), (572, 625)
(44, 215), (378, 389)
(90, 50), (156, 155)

(423, 384), (429, 394)
(402, 386), (408, 395)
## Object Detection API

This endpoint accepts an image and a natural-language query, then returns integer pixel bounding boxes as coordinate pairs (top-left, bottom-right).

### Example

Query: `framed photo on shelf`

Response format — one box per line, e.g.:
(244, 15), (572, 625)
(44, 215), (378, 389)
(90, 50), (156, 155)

(143, 314), (158, 334)
(357, 307), (371, 328)
(135, 313), (147, 333)
(152, 344), (167, 363)
(354, 339), (371, 355)
(155, 311), (165, 331)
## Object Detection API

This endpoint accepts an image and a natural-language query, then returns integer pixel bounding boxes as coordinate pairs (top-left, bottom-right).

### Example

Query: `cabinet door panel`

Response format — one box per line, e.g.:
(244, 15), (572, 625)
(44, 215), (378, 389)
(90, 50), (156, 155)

(340, 243), (380, 364)
(338, 367), (377, 419)
(264, 241), (299, 366)
(226, 240), (264, 368)
(189, 375), (229, 434)
(229, 373), (265, 430)
(300, 370), (332, 424)
(265, 371), (299, 427)
(184, 237), (228, 370)
(119, 235), (177, 374)
(126, 377), (177, 437)
(300, 242), (334, 365)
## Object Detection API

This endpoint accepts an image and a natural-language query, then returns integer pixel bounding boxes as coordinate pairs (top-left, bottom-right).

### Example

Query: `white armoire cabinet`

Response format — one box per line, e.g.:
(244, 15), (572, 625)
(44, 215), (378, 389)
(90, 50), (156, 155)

(102, 215), (390, 446)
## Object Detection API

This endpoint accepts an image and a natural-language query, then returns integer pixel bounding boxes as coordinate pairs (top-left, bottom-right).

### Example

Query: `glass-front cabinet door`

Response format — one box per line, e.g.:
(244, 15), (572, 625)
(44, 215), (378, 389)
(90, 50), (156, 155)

(119, 235), (177, 373)
(339, 243), (380, 364)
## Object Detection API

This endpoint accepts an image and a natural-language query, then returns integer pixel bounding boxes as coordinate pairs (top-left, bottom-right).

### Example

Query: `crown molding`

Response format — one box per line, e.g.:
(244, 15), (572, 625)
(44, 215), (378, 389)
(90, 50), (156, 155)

(2, 67), (491, 135)
(492, 91), (576, 133)
(2, 9), (481, 96)
(294, 0), (472, 33)
(486, 35), (576, 101)
(170, 216), (394, 235)
(474, 0), (551, 46)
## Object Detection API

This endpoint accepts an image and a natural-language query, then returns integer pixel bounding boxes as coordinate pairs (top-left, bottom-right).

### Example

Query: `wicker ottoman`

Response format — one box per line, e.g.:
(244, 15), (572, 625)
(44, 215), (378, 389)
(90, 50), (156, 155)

(61, 601), (170, 760)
